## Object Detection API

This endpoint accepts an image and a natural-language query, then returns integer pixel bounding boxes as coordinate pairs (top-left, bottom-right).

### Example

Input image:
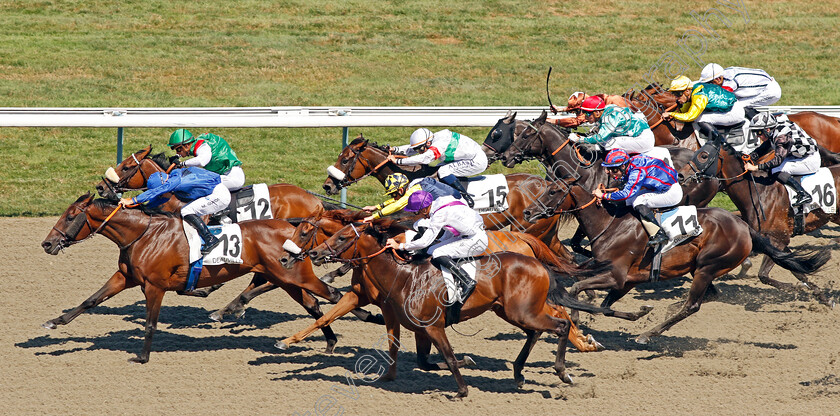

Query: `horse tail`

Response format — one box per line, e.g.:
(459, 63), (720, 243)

(749, 228), (830, 273)
(545, 269), (616, 316)
(517, 232), (612, 279)
(818, 146), (840, 166)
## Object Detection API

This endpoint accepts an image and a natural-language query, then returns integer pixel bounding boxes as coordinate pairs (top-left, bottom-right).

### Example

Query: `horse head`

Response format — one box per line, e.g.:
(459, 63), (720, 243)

(308, 221), (369, 266)
(499, 110), (550, 168)
(42, 192), (97, 254)
(522, 179), (576, 223)
(95, 145), (171, 200)
(483, 110), (518, 161)
(322, 135), (383, 195)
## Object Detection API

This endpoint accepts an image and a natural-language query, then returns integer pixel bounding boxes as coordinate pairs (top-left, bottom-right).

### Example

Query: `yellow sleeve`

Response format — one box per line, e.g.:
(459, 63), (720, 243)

(672, 87), (708, 122)
(372, 185), (422, 219)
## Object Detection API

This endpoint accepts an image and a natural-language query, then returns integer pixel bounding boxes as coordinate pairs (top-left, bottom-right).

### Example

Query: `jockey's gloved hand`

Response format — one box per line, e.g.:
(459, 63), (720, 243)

(569, 132), (582, 142)
(168, 155), (182, 167)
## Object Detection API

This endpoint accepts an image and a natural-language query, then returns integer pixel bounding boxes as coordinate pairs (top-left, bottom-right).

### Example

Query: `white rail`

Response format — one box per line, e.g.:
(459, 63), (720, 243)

(0, 106), (837, 128)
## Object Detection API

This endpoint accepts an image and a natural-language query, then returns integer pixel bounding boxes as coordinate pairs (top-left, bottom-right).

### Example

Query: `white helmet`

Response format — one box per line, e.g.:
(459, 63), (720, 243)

(699, 63), (724, 83)
(409, 128), (433, 147)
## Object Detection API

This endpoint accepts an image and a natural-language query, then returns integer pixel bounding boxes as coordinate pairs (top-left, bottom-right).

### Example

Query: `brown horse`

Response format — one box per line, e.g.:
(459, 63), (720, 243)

(275, 210), (629, 354)
(321, 136), (574, 259)
(498, 111), (721, 257)
(93, 145), (352, 320)
(522, 180), (830, 343)
(40, 193), (373, 363)
(787, 112), (840, 153)
(299, 219), (623, 397)
(622, 83), (700, 149)
(681, 138), (839, 306)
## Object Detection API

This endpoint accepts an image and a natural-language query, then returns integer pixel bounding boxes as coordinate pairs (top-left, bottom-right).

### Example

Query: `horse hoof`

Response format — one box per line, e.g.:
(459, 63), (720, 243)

(320, 275), (335, 284)
(561, 374), (573, 384)
(42, 321), (57, 330)
(275, 341), (289, 351)
(128, 356), (148, 364)
(233, 308), (246, 320)
(515, 378), (525, 389)
(463, 355), (476, 367)
(587, 335), (605, 351)
(325, 342), (337, 354)
(208, 311), (223, 322)
(635, 334), (650, 345)
(452, 390), (468, 399)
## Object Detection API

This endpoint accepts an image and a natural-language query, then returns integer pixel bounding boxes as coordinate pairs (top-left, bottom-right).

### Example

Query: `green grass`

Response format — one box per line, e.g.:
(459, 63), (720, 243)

(0, 0), (836, 215)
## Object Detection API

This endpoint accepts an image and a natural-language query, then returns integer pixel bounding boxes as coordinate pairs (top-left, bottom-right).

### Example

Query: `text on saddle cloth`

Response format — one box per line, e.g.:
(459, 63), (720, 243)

(786, 168), (836, 215)
(464, 174), (509, 214)
(183, 222), (244, 265)
(231, 183), (273, 222)
(657, 205), (704, 254)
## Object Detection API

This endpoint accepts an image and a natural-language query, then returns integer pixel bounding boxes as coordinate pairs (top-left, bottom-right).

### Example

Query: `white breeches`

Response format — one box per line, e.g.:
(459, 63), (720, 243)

(428, 232), (489, 260)
(438, 151), (488, 178)
(628, 183), (684, 208)
(221, 165), (245, 191)
(697, 100), (746, 127)
(771, 151), (821, 175)
(736, 80), (782, 108)
(602, 129), (655, 154)
(180, 183), (231, 217)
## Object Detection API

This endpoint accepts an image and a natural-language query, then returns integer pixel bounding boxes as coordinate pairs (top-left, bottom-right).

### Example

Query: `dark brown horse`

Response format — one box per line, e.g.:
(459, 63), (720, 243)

(40, 193), (372, 362)
(275, 210), (625, 354)
(498, 111), (721, 257)
(681, 138), (840, 306)
(321, 136), (575, 259)
(93, 145), (351, 320)
(300, 219), (623, 397)
(522, 181), (830, 343)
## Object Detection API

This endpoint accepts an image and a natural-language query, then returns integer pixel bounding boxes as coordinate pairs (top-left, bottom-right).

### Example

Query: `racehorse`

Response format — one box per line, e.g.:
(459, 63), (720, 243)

(40, 193), (376, 362)
(681, 138), (840, 305)
(521, 180), (830, 343)
(320, 136), (575, 259)
(275, 210), (635, 354)
(622, 83), (700, 149)
(300, 219), (624, 398)
(497, 111), (721, 256)
(93, 145), (355, 319)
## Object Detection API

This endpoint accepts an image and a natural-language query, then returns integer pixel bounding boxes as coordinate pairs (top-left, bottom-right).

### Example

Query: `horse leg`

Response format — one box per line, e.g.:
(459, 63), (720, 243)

(601, 287), (654, 321)
(547, 305), (603, 352)
(414, 331), (476, 371)
(636, 270), (715, 344)
(276, 290), (368, 350)
(320, 263), (354, 284)
(756, 254), (802, 292)
(568, 272), (652, 320)
(513, 330), (541, 388)
(209, 273), (276, 321)
(43, 271), (136, 329)
(791, 271), (834, 307)
(380, 305), (400, 381)
(423, 325), (469, 398)
(177, 283), (224, 298)
(504, 304), (573, 386)
(129, 285), (165, 364)
(275, 279), (338, 354)
(569, 226), (593, 258)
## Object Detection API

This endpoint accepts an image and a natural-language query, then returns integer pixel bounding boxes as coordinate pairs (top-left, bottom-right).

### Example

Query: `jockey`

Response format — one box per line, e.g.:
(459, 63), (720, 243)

(571, 95), (655, 154)
(119, 167), (231, 255)
(663, 75), (745, 143)
(385, 191), (489, 324)
(387, 128), (487, 208)
(361, 173), (463, 222)
(169, 129), (245, 192)
(698, 63), (781, 116)
(593, 149), (683, 247)
(744, 112), (820, 206)
(548, 92), (629, 128)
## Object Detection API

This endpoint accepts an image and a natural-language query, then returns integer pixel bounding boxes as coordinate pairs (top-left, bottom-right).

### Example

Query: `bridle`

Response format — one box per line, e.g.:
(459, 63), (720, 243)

(102, 152), (155, 194)
(332, 143), (393, 189)
(52, 202), (150, 251)
(508, 121), (594, 171)
(315, 223), (405, 266)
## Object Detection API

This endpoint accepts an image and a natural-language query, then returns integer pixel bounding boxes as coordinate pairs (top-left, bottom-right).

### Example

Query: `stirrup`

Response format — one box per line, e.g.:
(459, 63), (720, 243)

(462, 193), (475, 208)
(647, 231), (668, 247)
(201, 237), (221, 256)
(793, 194), (813, 206)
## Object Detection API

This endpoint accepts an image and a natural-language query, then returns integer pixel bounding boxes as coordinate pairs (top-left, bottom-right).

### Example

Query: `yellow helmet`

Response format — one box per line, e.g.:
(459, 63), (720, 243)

(668, 75), (693, 92)
(383, 173), (409, 195)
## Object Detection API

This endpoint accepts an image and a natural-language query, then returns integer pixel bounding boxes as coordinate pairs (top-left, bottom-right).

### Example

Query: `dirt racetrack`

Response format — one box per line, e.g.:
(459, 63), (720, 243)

(2, 217), (839, 415)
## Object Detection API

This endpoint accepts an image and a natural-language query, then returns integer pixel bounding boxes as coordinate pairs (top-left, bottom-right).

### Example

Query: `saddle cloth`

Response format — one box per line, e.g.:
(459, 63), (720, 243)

(463, 174), (509, 214)
(183, 222), (244, 265)
(657, 205), (704, 254)
(230, 183), (273, 222)
(786, 168), (836, 215)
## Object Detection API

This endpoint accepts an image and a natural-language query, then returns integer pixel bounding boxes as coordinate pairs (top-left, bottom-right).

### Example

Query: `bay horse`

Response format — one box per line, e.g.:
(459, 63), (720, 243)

(621, 83), (700, 150)
(498, 111), (721, 256)
(275, 210), (638, 355)
(300, 219), (624, 398)
(521, 180), (830, 343)
(40, 193), (376, 363)
(93, 145), (355, 320)
(681, 138), (840, 306)
(321, 136), (575, 259)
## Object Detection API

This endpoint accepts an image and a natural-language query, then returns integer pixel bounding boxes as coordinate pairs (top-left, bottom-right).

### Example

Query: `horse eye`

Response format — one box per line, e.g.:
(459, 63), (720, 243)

(338, 236), (345, 241)
(341, 158), (350, 165)
(121, 166), (130, 171)
(549, 190), (556, 195)
(67, 215), (75, 221)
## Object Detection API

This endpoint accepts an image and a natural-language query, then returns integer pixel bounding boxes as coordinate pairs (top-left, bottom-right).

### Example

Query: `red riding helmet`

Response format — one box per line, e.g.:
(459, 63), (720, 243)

(580, 95), (606, 112)
(602, 149), (629, 168)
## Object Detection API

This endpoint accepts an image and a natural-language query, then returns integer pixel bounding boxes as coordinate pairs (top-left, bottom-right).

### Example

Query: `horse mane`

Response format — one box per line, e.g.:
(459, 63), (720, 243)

(92, 198), (177, 218)
(348, 137), (367, 146)
(321, 201), (344, 211)
(322, 209), (367, 223)
(366, 218), (409, 245)
(149, 152), (171, 171)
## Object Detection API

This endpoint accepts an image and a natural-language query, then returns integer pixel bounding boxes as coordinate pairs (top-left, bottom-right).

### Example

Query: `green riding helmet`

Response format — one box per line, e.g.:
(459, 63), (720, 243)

(169, 129), (195, 148)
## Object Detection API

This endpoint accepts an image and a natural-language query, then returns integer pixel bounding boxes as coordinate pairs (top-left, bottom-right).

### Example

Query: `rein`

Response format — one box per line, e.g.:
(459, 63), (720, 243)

(54, 204), (124, 248)
(336, 144), (402, 188)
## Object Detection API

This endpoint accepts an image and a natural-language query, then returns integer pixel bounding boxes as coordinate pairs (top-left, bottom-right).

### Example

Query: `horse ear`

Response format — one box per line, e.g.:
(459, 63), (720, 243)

(503, 111), (517, 123)
(139, 145), (152, 159)
(537, 110), (548, 122)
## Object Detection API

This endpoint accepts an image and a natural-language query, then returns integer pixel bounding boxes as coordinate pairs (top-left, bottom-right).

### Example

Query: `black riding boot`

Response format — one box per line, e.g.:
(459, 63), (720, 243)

(432, 256), (476, 325)
(183, 214), (221, 256)
(636, 205), (668, 247)
(777, 172), (813, 206)
(440, 174), (475, 208)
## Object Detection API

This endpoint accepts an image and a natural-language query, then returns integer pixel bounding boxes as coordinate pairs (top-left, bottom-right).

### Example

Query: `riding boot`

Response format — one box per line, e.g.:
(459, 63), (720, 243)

(432, 256), (476, 325)
(776, 172), (813, 206)
(183, 214), (222, 256)
(697, 122), (723, 144)
(744, 107), (759, 122)
(440, 174), (474, 208)
(636, 205), (669, 247)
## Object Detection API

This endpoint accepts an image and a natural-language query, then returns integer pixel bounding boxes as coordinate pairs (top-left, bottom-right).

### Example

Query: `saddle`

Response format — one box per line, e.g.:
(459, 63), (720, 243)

(208, 185), (270, 225)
